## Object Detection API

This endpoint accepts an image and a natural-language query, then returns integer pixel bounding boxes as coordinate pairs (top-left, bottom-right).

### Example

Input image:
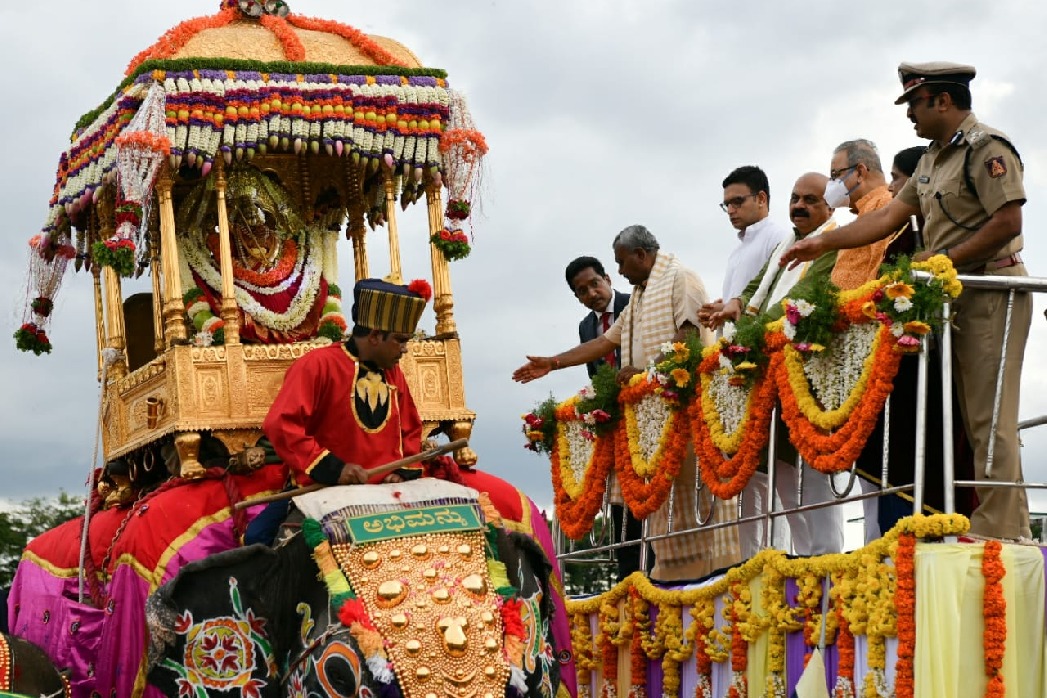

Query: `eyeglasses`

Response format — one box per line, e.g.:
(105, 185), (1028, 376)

(829, 165), (857, 180)
(719, 193), (758, 212)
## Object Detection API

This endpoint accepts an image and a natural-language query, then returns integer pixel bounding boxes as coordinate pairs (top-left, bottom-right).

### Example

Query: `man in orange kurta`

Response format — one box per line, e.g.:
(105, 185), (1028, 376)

(263, 278), (431, 486)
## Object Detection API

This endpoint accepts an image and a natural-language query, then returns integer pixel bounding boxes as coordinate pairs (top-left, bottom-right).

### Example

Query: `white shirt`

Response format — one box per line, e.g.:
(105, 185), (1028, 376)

(721, 216), (792, 300)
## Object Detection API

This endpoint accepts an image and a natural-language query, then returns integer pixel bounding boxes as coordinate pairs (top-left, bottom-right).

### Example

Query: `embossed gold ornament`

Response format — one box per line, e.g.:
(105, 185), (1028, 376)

(336, 529), (511, 698)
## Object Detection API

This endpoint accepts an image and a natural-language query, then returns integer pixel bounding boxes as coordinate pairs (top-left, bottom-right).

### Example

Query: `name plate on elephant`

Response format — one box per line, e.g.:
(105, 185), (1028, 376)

(346, 505), (483, 544)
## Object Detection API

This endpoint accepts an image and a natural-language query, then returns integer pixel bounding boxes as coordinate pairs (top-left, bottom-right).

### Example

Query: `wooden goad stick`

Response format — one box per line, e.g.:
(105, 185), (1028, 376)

(233, 438), (469, 511)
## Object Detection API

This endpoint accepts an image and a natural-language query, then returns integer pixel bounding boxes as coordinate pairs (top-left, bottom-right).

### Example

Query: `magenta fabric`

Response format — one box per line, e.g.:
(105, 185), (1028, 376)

(8, 503), (270, 698)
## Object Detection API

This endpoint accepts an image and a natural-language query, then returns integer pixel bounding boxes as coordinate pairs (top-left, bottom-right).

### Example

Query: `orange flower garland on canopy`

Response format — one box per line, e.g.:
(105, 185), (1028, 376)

(259, 13), (306, 62)
(126, 8), (239, 75)
(285, 14), (410, 67)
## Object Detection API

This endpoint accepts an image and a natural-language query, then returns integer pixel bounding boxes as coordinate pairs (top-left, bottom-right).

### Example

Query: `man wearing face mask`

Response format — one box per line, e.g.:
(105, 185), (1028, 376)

(825, 140), (896, 290)
(703, 173), (844, 557)
(781, 62), (1031, 542)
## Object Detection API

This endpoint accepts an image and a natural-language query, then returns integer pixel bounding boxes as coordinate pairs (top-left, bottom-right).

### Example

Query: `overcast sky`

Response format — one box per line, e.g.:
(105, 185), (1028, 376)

(3, 1), (1047, 517)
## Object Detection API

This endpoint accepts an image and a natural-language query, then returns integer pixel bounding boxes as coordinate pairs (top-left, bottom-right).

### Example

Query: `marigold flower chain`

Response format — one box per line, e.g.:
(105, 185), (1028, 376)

(982, 540), (1006, 698)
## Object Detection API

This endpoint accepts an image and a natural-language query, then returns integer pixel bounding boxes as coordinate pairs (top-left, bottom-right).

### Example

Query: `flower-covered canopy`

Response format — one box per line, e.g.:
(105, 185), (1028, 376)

(19, 0), (488, 354)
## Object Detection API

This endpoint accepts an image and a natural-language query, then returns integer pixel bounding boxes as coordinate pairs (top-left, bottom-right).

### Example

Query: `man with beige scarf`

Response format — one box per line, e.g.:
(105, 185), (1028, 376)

(514, 225), (740, 581)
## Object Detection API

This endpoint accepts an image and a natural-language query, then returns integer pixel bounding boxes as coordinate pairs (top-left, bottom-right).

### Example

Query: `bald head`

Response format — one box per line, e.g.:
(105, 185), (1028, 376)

(789, 172), (832, 236)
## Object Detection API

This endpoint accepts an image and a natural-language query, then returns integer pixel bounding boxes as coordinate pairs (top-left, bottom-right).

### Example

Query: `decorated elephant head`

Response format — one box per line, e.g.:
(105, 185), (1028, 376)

(147, 481), (561, 698)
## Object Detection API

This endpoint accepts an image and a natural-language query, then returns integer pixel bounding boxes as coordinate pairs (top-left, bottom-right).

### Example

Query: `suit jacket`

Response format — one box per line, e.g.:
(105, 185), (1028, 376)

(579, 290), (630, 378)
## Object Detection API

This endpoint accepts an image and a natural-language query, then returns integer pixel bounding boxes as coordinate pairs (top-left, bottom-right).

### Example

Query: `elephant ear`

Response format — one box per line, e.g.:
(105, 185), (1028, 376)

(146, 544), (281, 672)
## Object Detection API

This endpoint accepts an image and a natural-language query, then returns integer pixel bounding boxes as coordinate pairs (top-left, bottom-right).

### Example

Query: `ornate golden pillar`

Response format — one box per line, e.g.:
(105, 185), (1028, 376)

(383, 172), (403, 284)
(425, 183), (457, 335)
(102, 266), (128, 379)
(148, 212), (164, 355)
(94, 187), (128, 379)
(213, 160), (241, 345)
(157, 166), (188, 345)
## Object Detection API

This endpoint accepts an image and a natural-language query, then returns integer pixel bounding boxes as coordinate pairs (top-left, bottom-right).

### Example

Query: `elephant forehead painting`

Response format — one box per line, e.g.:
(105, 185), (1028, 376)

(147, 480), (562, 698)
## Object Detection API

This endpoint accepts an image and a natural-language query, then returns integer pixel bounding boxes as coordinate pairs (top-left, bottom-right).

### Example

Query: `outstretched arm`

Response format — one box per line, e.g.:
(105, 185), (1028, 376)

(512, 336), (617, 384)
(781, 198), (917, 268)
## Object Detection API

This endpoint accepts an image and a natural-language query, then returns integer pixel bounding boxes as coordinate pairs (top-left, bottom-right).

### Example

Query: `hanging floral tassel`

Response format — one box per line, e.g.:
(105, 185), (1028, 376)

(438, 89), (488, 240)
(15, 231), (77, 354)
(107, 81), (171, 277)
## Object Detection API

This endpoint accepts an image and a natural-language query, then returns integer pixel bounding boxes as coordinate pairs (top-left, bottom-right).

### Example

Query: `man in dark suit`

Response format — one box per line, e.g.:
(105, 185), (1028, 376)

(566, 256), (630, 378)
(564, 256), (642, 580)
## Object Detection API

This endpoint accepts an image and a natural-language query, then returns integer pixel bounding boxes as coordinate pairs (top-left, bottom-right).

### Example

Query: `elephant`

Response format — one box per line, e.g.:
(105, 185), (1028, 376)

(0, 632), (69, 697)
(145, 481), (566, 698)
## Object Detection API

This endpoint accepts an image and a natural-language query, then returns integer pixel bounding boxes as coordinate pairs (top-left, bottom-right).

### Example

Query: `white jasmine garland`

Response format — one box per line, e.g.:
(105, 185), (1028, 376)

(634, 394), (671, 461)
(707, 371), (749, 436)
(563, 421), (595, 485)
(721, 321), (737, 343)
(181, 227), (326, 332)
(783, 321), (796, 341)
(802, 323), (878, 411)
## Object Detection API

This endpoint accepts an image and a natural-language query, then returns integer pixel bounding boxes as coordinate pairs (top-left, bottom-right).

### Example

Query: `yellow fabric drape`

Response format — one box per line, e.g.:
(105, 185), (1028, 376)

(914, 543), (1046, 698)
(747, 575), (769, 692)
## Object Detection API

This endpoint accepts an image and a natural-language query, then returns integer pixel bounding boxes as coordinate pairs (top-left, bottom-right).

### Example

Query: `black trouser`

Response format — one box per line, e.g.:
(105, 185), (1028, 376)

(611, 504), (646, 581)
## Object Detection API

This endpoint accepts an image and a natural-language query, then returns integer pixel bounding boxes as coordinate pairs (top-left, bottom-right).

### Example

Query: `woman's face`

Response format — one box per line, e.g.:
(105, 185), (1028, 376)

(888, 163), (910, 198)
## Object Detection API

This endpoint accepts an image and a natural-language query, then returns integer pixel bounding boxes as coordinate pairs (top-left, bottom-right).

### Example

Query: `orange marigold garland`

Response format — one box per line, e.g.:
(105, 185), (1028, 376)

(259, 13), (306, 62)
(126, 8), (239, 76)
(694, 364), (777, 500)
(893, 532), (917, 698)
(832, 591), (855, 698)
(628, 588), (648, 698)
(982, 540), (1006, 698)
(598, 600), (623, 698)
(614, 417), (686, 520)
(551, 430), (614, 540)
(285, 14), (409, 67)
(776, 325), (902, 474)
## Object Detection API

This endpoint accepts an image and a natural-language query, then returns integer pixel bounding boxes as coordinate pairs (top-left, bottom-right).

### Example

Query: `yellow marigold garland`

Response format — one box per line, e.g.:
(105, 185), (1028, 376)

(565, 515), (973, 698)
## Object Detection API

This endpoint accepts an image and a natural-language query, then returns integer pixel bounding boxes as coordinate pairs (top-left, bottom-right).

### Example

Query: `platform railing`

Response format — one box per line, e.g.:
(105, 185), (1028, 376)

(556, 272), (1045, 572)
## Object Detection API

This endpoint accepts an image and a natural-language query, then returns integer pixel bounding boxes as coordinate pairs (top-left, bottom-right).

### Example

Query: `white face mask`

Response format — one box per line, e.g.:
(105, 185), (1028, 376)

(823, 177), (852, 208)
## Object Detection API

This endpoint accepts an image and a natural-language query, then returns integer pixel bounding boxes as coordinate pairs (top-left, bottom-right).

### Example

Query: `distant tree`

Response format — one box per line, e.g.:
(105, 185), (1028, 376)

(540, 511), (618, 596)
(0, 491), (84, 585)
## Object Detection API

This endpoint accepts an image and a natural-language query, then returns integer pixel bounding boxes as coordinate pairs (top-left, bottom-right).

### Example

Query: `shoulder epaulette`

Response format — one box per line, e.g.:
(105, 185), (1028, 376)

(963, 128), (1022, 198)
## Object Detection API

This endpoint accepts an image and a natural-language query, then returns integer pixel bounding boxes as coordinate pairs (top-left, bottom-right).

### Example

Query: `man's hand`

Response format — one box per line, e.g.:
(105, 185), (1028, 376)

(337, 462), (369, 485)
(616, 366), (642, 385)
(912, 250), (933, 263)
(512, 356), (554, 384)
(779, 236), (827, 270)
(708, 298), (742, 330)
(698, 299), (724, 328)
(382, 473), (405, 484)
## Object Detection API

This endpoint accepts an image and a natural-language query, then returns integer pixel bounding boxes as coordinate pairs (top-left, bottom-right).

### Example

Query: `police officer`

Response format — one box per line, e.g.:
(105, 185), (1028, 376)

(781, 61), (1031, 540)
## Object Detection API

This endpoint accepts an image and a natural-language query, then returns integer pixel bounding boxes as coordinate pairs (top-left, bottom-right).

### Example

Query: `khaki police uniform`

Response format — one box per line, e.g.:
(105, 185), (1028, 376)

(897, 112), (1031, 539)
